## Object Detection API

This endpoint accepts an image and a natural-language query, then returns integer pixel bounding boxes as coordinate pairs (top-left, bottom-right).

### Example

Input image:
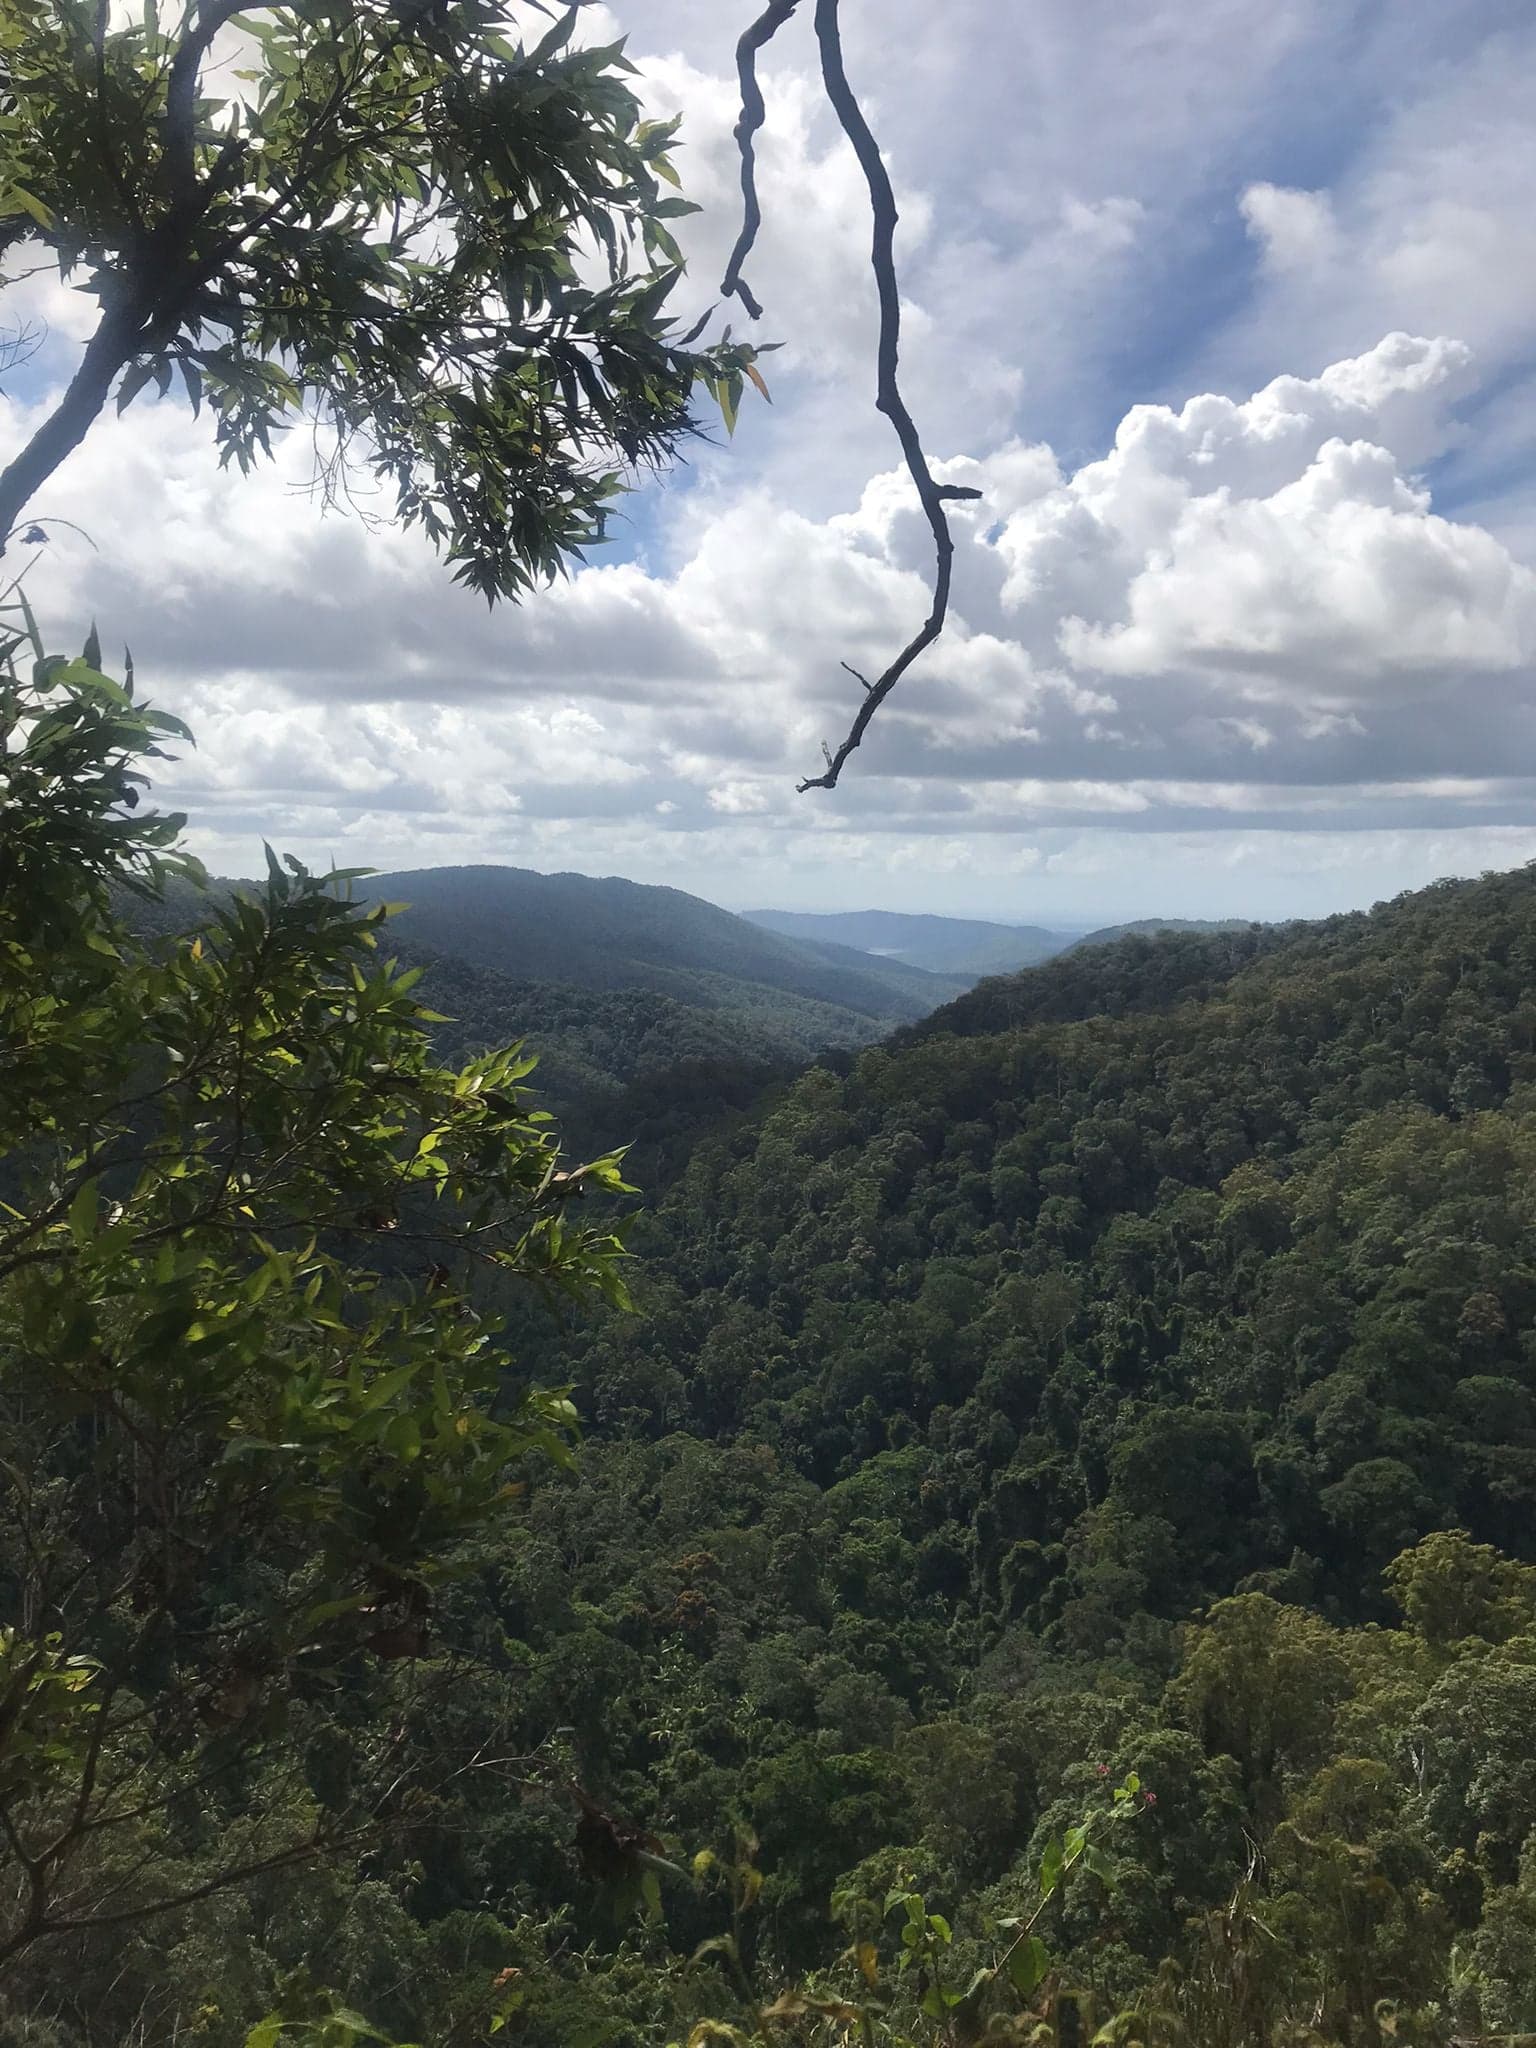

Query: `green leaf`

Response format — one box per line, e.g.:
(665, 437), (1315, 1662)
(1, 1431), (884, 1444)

(358, 1364), (416, 1413)
(67, 1179), (98, 1248)
(5, 185), (55, 229)
(1006, 1935), (1050, 2000)
(302, 1592), (373, 1627)
(116, 361), (156, 415)
(526, 3), (579, 67)
(384, 1412), (421, 1460)
(1082, 1845), (1116, 1886)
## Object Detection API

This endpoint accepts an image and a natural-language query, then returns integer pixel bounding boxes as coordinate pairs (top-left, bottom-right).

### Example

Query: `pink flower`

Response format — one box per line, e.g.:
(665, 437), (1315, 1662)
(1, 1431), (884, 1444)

(1144, 1791), (1157, 1807)
(1096, 1764), (1110, 1778)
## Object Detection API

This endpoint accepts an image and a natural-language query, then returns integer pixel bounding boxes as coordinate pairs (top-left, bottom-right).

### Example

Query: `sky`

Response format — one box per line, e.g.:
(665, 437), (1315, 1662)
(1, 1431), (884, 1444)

(5, 0), (1536, 926)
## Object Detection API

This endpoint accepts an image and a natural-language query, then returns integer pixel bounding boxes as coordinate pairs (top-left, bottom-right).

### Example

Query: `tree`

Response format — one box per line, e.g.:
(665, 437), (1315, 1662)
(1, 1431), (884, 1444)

(0, 0), (764, 597)
(0, 0), (977, 785)
(1167, 1595), (1353, 1819)
(0, 598), (632, 1964)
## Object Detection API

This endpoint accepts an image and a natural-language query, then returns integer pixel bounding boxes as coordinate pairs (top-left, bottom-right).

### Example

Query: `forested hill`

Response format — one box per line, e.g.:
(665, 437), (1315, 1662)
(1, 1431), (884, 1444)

(40, 856), (1536, 2042)
(361, 865), (964, 1025)
(577, 864), (1536, 1556)
(745, 907), (1069, 978)
(478, 861), (1536, 2029)
(1067, 914), (1251, 952)
(909, 917), (1286, 1036)
(119, 864), (974, 1181)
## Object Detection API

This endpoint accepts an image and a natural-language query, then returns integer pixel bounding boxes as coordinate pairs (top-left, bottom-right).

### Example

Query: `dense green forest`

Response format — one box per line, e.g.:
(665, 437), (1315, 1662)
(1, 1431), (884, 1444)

(4, 0), (1535, 2040)
(18, 783), (1536, 2043)
(360, 870), (964, 1031)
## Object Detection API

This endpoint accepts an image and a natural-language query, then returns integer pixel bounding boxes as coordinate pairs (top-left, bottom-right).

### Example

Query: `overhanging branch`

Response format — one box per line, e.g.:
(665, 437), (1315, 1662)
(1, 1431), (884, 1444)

(725, 0), (978, 792)
(720, 1), (804, 322)
(799, 0), (978, 791)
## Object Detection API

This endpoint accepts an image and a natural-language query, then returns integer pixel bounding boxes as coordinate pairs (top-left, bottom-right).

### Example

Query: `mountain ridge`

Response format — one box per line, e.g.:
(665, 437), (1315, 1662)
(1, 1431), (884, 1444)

(354, 863), (968, 1029)
(743, 906), (1072, 978)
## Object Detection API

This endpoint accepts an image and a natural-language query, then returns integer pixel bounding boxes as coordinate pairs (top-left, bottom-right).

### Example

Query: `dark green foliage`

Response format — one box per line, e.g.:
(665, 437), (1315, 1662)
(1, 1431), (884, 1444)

(577, 869), (1536, 1621)
(360, 867), (963, 1026)
(14, 711), (1536, 2044)
(0, 624), (631, 2021)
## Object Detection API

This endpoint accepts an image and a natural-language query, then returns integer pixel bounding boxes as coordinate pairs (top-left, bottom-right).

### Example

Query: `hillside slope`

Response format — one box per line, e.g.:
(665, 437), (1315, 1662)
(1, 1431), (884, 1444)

(915, 918), (1283, 1035)
(1069, 914), (1254, 951)
(745, 907), (1069, 978)
(362, 866), (963, 1027)
(580, 864), (1536, 1577)
(387, 859), (1530, 2036)
(84, 861), (1536, 2042)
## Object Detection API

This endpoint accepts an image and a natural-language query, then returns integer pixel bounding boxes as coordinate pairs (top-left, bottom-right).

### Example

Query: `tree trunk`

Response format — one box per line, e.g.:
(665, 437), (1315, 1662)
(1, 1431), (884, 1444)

(0, 302), (143, 549)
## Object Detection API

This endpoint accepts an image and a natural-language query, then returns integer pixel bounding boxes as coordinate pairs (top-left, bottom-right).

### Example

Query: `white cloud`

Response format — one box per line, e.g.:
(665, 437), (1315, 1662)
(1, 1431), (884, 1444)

(6, 0), (1536, 921)
(981, 333), (1536, 714)
(1210, 30), (1536, 398)
(7, 332), (1534, 873)
(1060, 435), (1536, 686)
(1241, 183), (1339, 272)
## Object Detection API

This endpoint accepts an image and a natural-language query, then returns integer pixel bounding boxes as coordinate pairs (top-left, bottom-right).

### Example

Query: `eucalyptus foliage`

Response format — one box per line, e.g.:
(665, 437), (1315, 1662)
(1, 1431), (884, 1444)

(0, 0), (765, 589)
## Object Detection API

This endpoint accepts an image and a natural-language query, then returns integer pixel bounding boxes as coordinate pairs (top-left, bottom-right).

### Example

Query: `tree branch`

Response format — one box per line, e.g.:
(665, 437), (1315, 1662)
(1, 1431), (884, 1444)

(37, 1829), (357, 1942)
(719, 0), (804, 321)
(160, 0), (253, 216)
(0, 301), (147, 549)
(92, 0), (142, 230)
(791, 0), (979, 793)
(0, 0), (273, 550)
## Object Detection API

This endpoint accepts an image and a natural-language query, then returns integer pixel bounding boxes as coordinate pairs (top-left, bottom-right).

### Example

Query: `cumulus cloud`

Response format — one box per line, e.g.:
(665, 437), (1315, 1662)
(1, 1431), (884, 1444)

(1212, 29), (1536, 447)
(974, 334), (1536, 711)
(7, 0), (1536, 919)
(11, 317), (1534, 904)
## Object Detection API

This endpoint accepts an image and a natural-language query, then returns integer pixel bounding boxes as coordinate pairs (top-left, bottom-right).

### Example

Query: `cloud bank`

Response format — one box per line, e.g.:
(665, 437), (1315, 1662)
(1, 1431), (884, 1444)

(4, 0), (1536, 920)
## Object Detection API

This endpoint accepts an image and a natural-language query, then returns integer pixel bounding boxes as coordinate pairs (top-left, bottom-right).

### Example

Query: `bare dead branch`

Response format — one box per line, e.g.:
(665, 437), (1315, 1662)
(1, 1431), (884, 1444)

(720, 1), (804, 320)
(723, 0), (978, 789)
(38, 1829), (355, 1942)
(793, 0), (980, 792)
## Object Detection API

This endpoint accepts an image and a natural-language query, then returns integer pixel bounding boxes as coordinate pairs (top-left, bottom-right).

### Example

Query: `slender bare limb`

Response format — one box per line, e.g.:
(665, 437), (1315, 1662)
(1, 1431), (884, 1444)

(794, 0), (979, 791)
(722, 0), (977, 789)
(720, 0), (804, 320)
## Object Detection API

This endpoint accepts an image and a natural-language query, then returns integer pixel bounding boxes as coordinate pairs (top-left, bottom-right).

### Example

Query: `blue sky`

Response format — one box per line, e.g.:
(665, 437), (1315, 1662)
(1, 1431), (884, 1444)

(5, 0), (1536, 925)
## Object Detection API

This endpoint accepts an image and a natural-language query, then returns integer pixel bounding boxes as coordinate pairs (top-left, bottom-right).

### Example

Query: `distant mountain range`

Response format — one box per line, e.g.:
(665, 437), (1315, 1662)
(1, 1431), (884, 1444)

(359, 866), (968, 1045)
(123, 865), (1262, 1176)
(744, 908), (1071, 978)
(742, 907), (1250, 980)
